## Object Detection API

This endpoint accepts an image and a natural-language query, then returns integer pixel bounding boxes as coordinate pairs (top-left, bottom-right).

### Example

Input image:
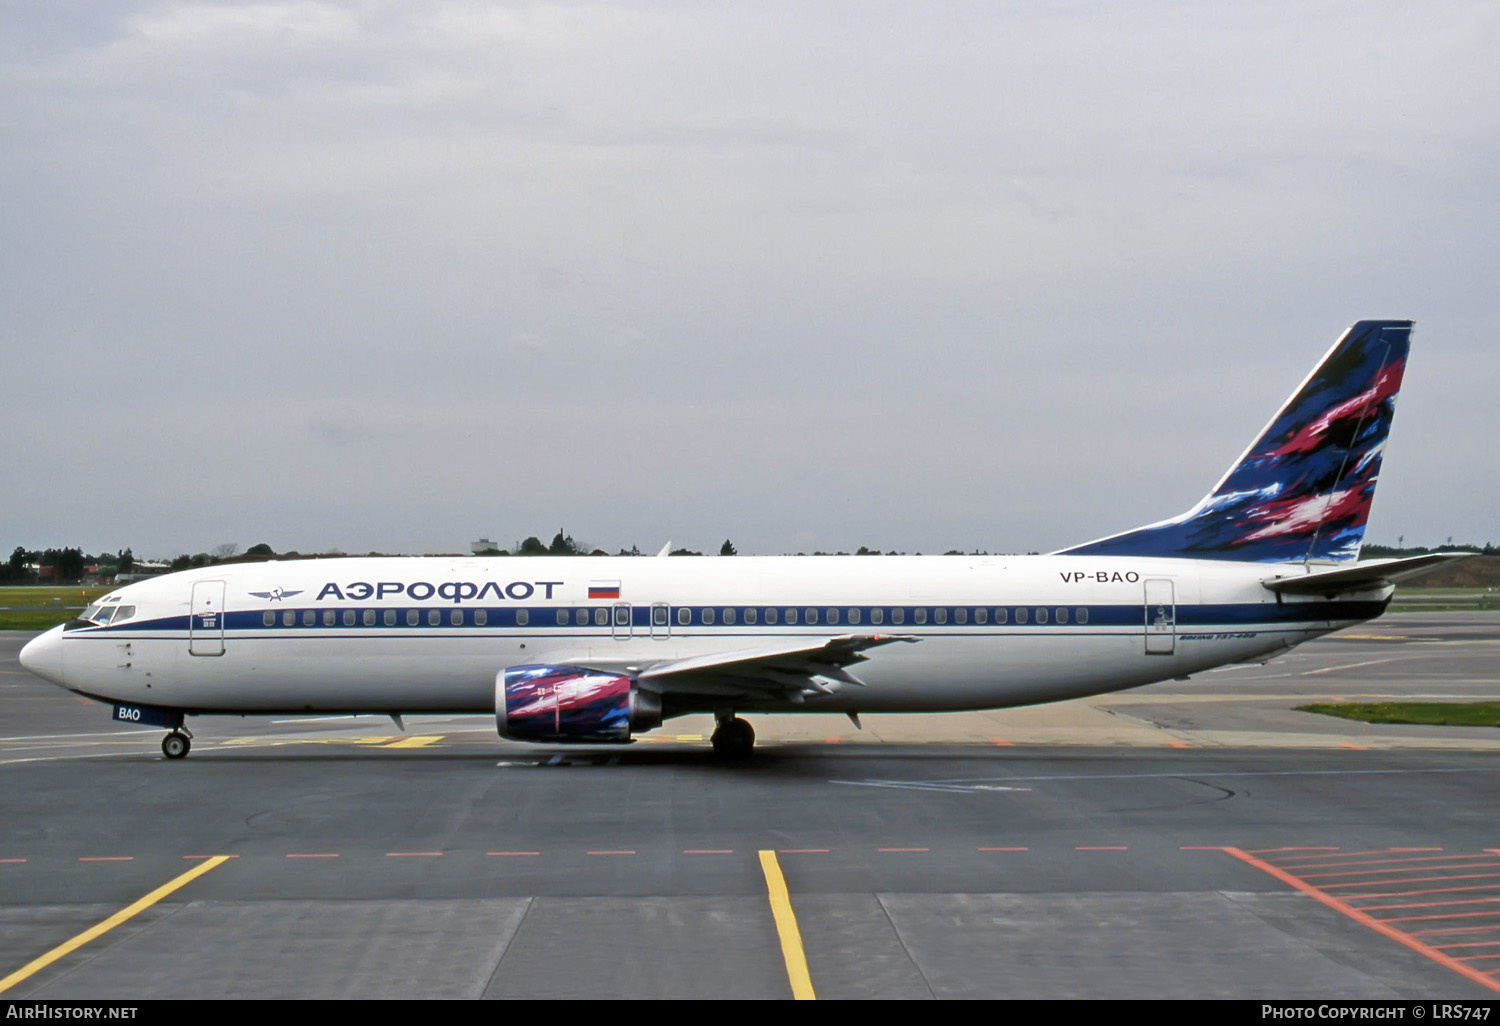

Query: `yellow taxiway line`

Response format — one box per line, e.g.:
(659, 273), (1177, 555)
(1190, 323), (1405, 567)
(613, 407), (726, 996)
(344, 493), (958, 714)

(758, 849), (816, 1000)
(0, 855), (231, 995)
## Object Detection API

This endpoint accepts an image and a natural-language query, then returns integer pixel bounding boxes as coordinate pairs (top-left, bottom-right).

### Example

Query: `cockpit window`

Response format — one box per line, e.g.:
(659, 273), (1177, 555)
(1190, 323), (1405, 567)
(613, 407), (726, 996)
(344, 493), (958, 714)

(76, 603), (134, 626)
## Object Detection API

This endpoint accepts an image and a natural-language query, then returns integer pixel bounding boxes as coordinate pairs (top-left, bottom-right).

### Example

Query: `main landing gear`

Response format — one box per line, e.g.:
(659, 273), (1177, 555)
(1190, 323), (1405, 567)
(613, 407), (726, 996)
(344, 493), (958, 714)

(711, 714), (755, 761)
(161, 728), (193, 760)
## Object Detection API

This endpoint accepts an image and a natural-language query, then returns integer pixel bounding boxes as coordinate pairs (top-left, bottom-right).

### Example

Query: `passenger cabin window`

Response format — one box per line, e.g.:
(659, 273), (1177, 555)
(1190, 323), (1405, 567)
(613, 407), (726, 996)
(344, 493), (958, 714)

(955, 608), (968, 625)
(344, 610), (356, 627)
(785, 608), (798, 625)
(848, 609), (860, 625)
(1035, 608), (1048, 624)
(995, 608), (1007, 624)
(363, 609), (376, 626)
(407, 610), (419, 627)
(303, 610), (315, 627)
(1077, 608), (1089, 624)
(263, 611), (275, 627)
(891, 608), (905, 625)
(934, 608), (947, 625)
(383, 609), (396, 627)
(804, 608), (818, 625)
(285, 610), (297, 627)
(826, 608), (839, 625)
(325, 610), (336, 627)
(723, 608), (736, 625)
(556, 610), (568, 626)
(511, 610), (523, 626)
(677, 607), (690, 626)
(975, 608), (988, 624)
(476, 609), (488, 626)
(594, 608), (608, 626)
(451, 609), (463, 626)
(914, 609), (928, 624)
(653, 606), (669, 627)
(765, 608), (778, 624)
(702, 608), (715, 625)
(1055, 608), (1068, 624)
(428, 610), (441, 627)
(577, 609), (590, 626)
(1014, 608), (1028, 625)
(744, 608), (757, 625)
(871, 608), (884, 624)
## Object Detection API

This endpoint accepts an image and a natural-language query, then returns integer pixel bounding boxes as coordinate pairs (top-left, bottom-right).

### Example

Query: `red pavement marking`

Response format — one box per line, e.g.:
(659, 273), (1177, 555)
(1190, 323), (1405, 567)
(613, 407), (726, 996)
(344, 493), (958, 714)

(1264, 847), (1442, 860)
(1299, 861), (1500, 881)
(0, 859), (27, 864)
(1220, 847), (1500, 996)
(1374, 911), (1500, 925)
(1163, 741), (1190, 749)
(1342, 883), (1500, 901)
(1356, 897), (1500, 913)
(1411, 924), (1500, 939)
(1243, 847), (1340, 854)
(1322, 871), (1500, 890)
(1277, 854), (1493, 871)
(990, 739), (1013, 746)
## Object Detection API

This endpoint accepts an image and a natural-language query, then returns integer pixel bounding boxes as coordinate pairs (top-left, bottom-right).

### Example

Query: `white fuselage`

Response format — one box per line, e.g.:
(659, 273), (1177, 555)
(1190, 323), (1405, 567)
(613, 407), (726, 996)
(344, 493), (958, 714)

(20, 555), (1389, 721)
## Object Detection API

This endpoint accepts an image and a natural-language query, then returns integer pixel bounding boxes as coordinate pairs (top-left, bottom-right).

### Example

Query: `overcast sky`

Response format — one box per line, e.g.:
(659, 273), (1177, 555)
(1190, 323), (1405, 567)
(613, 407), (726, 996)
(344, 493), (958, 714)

(3, 1), (1496, 558)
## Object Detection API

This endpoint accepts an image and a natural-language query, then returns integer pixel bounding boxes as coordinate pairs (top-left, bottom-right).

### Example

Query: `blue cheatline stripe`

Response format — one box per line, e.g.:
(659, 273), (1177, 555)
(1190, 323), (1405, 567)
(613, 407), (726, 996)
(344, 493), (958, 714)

(64, 599), (1387, 638)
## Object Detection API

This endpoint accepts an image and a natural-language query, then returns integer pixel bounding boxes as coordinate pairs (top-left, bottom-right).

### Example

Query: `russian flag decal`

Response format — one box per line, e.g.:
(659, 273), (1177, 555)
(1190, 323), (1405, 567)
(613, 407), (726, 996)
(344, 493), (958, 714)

(589, 581), (621, 600)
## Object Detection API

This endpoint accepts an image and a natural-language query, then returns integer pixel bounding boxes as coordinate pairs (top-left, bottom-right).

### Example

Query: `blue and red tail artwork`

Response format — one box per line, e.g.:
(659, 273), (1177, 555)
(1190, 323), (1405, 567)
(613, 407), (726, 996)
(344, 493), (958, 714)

(1061, 319), (1413, 564)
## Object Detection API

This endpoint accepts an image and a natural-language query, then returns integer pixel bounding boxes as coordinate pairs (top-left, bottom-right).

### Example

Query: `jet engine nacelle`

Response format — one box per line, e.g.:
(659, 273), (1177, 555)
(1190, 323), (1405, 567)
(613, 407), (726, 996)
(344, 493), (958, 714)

(495, 664), (662, 743)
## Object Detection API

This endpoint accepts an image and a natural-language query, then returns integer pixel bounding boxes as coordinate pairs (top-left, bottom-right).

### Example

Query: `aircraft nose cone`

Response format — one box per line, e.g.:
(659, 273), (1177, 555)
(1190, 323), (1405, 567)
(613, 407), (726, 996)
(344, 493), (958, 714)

(19, 626), (64, 685)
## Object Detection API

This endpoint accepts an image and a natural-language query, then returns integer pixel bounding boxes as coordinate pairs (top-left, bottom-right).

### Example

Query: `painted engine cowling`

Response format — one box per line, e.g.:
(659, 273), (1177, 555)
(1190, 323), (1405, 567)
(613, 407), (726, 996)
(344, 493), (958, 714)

(495, 664), (660, 743)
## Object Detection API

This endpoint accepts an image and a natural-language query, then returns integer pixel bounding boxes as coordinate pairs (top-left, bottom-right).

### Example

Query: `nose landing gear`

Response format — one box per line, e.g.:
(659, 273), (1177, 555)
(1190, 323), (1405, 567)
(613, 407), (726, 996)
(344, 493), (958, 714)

(161, 728), (193, 760)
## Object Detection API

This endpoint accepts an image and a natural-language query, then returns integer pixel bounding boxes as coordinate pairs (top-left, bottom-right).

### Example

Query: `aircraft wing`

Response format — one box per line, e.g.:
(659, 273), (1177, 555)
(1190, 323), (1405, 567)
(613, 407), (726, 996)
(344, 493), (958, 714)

(1261, 552), (1475, 597)
(636, 634), (919, 699)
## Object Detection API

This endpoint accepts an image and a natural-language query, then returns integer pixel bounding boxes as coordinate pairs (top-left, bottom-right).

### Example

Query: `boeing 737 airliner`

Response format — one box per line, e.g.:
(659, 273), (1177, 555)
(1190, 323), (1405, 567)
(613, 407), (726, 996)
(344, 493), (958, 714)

(20, 320), (1466, 759)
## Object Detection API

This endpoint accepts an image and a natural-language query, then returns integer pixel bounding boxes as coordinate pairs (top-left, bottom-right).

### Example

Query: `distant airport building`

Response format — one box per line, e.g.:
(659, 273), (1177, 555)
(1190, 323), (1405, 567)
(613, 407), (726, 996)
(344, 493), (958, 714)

(471, 538), (501, 554)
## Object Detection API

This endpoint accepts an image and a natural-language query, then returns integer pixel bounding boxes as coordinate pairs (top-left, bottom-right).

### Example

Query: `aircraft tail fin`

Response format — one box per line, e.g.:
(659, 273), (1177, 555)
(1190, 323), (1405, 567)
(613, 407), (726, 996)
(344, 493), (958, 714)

(1058, 319), (1413, 564)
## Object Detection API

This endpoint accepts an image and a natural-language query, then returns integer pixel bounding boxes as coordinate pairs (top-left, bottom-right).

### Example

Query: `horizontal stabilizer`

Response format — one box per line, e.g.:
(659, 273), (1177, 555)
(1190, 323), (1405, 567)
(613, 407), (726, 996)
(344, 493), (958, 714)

(1262, 553), (1475, 597)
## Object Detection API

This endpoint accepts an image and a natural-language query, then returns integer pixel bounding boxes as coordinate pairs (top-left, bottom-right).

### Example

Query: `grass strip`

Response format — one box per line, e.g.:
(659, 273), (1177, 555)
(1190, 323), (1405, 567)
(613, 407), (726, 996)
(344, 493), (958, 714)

(1298, 702), (1500, 727)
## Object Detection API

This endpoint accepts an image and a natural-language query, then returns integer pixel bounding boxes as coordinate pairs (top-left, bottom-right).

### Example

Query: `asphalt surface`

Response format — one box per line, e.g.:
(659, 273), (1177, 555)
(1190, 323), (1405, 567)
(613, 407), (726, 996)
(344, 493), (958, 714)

(2, 613), (1499, 1000)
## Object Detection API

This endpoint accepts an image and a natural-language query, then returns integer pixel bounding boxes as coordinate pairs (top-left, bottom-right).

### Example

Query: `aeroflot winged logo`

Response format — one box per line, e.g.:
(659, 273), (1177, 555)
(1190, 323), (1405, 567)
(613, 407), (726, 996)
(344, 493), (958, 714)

(249, 588), (303, 602)
(315, 580), (564, 603)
